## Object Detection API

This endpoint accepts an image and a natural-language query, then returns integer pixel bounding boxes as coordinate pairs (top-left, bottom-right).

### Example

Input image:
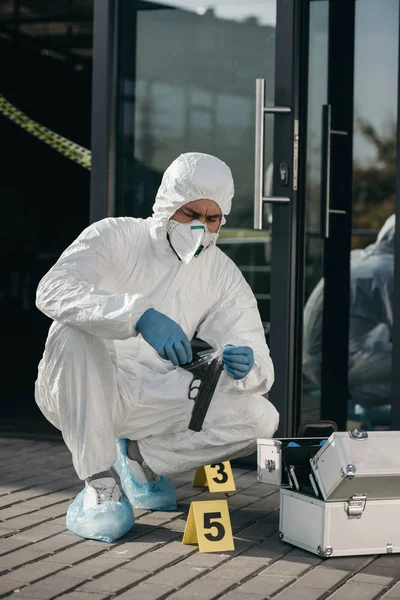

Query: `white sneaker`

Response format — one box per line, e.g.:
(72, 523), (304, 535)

(82, 477), (121, 511)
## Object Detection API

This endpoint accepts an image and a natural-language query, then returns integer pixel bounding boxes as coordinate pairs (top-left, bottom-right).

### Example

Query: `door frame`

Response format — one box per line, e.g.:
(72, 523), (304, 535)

(319, 0), (355, 430)
(89, 0), (308, 438)
(267, 0), (307, 436)
(390, 12), (400, 431)
(90, 0), (118, 223)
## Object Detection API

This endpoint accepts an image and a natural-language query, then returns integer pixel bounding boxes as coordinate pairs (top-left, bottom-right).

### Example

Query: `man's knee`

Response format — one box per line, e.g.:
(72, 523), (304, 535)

(252, 400), (279, 440)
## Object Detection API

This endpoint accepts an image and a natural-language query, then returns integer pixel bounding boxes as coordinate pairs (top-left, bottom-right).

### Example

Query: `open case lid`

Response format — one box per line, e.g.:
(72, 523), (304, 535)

(311, 430), (400, 501)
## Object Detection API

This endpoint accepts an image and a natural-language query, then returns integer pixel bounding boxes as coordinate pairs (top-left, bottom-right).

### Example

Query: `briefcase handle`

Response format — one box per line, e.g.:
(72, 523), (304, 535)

(297, 420), (338, 438)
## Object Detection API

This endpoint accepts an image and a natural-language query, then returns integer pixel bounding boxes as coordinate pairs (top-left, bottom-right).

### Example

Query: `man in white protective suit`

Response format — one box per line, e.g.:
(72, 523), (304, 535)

(35, 152), (279, 543)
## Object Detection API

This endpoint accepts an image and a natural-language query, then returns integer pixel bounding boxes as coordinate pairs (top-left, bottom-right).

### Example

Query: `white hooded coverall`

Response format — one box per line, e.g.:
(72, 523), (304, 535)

(35, 153), (279, 480)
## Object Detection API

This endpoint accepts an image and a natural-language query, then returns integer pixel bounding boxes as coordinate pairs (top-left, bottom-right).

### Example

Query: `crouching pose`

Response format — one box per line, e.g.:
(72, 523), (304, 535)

(35, 152), (279, 542)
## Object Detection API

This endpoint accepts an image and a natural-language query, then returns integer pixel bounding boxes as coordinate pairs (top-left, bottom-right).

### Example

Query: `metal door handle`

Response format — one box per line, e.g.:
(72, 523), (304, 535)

(254, 79), (292, 230)
(320, 104), (347, 238)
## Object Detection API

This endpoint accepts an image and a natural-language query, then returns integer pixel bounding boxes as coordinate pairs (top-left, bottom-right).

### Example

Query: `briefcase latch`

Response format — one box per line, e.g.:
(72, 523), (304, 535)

(345, 494), (367, 519)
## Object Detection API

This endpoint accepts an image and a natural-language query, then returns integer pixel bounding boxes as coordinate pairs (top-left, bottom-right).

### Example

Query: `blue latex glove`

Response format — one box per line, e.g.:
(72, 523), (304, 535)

(223, 345), (254, 380)
(136, 308), (192, 366)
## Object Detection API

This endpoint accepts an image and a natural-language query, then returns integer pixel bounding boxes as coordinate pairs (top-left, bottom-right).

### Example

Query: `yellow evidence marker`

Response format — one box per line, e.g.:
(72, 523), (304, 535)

(182, 499), (235, 553)
(192, 461), (236, 493)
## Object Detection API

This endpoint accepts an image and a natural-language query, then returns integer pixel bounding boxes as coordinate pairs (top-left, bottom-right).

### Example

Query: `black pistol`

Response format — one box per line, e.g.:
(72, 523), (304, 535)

(181, 352), (224, 432)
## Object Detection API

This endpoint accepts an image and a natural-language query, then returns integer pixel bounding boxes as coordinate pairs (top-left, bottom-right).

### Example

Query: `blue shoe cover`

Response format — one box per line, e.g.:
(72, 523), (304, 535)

(114, 438), (177, 511)
(66, 488), (135, 543)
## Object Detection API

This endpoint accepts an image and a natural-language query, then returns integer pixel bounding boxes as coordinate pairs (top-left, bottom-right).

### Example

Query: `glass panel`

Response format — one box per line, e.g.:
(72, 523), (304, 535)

(302, 0), (329, 421)
(0, 1), (93, 67)
(116, 0), (277, 345)
(348, 0), (398, 429)
(0, 0), (93, 427)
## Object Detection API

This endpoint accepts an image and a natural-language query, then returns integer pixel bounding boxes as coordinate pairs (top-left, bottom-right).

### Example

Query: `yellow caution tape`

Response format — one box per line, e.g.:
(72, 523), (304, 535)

(0, 94), (92, 170)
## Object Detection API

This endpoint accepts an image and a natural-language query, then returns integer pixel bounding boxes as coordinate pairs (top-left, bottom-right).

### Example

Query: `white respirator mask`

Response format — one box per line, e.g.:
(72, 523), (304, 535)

(166, 219), (219, 264)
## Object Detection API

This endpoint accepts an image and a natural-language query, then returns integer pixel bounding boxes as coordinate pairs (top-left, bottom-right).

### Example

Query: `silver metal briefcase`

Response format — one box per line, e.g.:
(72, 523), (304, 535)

(257, 430), (400, 557)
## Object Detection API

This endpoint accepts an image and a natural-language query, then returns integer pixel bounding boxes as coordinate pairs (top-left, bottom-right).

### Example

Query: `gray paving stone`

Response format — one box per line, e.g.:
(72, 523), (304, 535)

(207, 558), (264, 582)
(66, 554), (130, 578)
(11, 523), (66, 542)
(153, 541), (194, 557)
(257, 507), (279, 521)
(295, 565), (350, 589)
(43, 543), (106, 565)
(119, 550), (181, 572)
(135, 527), (182, 544)
(116, 582), (176, 600)
(24, 488), (80, 508)
(234, 521), (277, 542)
(229, 538), (254, 556)
(235, 574), (295, 596)
(34, 499), (73, 518)
(227, 494), (260, 509)
(0, 561), (67, 584)
(0, 526), (16, 536)
(382, 581), (400, 598)
(323, 556), (373, 572)
(1, 512), (54, 530)
(0, 505), (38, 520)
(21, 534), (80, 554)
(50, 516), (72, 527)
(167, 576), (238, 600)
(78, 567), (146, 593)
(0, 578), (24, 595)
(14, 573), (87, 598)
(274, 585), (330, 600)
(222, 591), (267, 600)
(150, 563), (208, 587)
(261, 548), (321, 576)
(105, 541), (160, 561)
(351, 565), (400, 586)
(240, 534), (289, 563)
(0, 537), (29, 555)
(182, 552), (228, 569)
(176, 488), (204, 502)
(230, 512), (260, 529)
(126, 514), (172, 528)
(162, 520), (187, 533)
(234, 473), (260, 487)
(242, 483), (277, 497)
(328, 581), (385, 600)
(374, 555), (400, 568)
(0, 546), (52, 569)
(0, 490), (47, 508)
(55, 593), (110, 600)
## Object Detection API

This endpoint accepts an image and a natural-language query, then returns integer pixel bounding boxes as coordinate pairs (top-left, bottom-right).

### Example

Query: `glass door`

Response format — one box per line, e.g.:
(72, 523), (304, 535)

(301, 0), (398, 431)
(112, 0), (303, 435)
(116, 0), (278, 358)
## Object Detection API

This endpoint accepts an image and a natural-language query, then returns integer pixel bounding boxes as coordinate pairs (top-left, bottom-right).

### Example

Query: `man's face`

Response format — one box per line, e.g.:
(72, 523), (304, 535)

(171, 199), (223, 233)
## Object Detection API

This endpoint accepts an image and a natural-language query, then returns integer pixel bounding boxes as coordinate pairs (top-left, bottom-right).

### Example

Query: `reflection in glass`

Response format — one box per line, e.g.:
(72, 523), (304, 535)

(348, 0), (398, 429)
(347, 216), (395, 428)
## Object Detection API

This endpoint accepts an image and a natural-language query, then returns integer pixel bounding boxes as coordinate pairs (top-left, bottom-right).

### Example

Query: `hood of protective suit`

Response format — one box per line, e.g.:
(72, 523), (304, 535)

(359, 214), (396, 258)
(374, 214), (396, 253)
(151, 153), (234, 230)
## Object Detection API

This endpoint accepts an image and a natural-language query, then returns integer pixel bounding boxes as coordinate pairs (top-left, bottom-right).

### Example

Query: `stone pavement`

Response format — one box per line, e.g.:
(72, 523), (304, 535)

(1, 438), (400, 600)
